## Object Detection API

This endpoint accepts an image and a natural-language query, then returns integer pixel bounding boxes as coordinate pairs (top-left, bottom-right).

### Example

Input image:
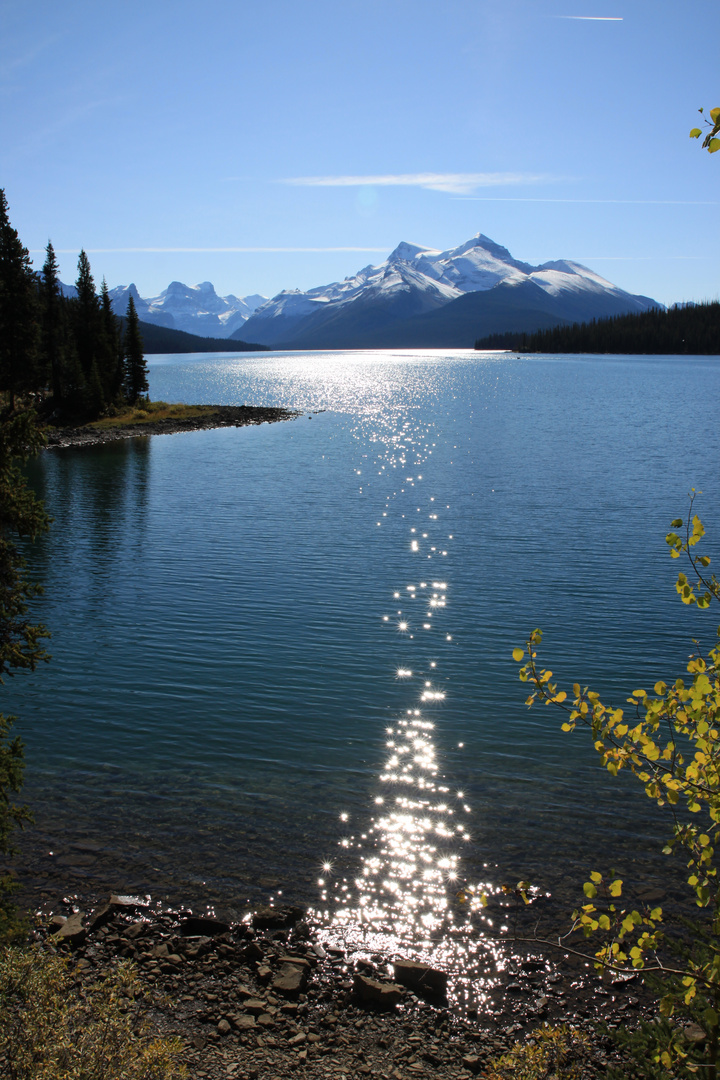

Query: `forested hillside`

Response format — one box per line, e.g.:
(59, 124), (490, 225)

(129, 319), (269, 354)
(1, 190), (150, 420)
(474, 301), (720, 354)
(0, 191), (267, 424)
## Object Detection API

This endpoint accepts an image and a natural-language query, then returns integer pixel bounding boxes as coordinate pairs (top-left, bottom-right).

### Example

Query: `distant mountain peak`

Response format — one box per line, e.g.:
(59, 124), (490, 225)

(387, 241), (437, 264)
(238, 228), (661, 349)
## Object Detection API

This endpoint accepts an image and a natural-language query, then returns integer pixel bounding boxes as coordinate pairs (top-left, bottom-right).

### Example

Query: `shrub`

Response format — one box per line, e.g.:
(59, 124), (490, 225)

(0, 945), (186, 1080)
(484, 1025), (591, 1080)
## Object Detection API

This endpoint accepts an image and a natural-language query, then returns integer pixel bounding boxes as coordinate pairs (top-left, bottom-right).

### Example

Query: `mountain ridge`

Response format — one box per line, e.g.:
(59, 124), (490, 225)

(237, 232), (661, 349)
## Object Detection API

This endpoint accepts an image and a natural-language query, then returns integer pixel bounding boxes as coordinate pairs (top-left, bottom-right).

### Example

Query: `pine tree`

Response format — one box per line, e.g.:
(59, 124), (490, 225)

(0, 411), (50, 938)
(39, 242), (66, 404)
(0, 190), (39, 411)
(72, 250), (103, 415)
(99, 279), (124, 405)
(123, 295), (148, 404)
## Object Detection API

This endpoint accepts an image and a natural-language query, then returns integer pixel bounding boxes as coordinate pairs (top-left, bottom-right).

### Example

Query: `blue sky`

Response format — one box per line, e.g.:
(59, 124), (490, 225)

(1, 0), (717, 306)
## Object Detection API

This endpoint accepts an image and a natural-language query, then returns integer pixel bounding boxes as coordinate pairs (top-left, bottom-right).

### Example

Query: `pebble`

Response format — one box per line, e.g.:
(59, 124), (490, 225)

(27, 890), (655, 1080)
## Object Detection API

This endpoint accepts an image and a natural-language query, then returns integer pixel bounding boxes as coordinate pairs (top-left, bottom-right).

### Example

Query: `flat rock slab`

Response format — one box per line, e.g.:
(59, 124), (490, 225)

(252, 904), (304, 930)
(53, 910), (86, 946)
(273, 963), (308, 996)
(393, 959), (448, 997)
(180, 916), (231, 937)
(353, 973), (405, 1008)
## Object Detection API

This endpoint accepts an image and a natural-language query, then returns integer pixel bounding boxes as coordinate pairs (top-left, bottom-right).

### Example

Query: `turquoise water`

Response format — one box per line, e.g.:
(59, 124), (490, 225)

(9, 349), (720, 936)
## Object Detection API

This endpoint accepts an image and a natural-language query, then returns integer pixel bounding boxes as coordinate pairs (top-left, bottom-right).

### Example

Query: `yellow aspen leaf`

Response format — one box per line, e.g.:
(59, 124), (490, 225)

(609, 879), (623, 897)
(583, 881), (598, 898)
(632, 689), (647, 698)
(512, 648), (524, 662)
(590, 871), (602, 883)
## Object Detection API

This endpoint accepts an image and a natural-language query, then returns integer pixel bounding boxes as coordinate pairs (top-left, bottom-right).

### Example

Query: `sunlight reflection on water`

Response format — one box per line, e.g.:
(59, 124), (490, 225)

(15, 350), (720, 1010)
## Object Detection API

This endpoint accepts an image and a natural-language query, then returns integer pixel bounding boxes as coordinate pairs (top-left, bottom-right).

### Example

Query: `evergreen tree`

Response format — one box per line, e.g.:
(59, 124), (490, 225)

(73, 249), (104, 415)
(0, 411), (50, 939)
(123, 295), (148, 403)
(39, 242), (66, 404)
(99, 279), (124, 405)
(0, 190), (39, 410)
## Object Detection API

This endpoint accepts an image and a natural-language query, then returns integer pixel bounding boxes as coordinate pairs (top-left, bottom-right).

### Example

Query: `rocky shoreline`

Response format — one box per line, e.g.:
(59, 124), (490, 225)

(42, 405), (300, 450)
(20, 892), (658, 1080)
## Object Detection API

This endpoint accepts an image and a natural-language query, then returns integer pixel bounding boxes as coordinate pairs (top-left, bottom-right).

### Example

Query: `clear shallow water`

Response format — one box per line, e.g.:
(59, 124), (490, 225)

(9, 349), (720, 968)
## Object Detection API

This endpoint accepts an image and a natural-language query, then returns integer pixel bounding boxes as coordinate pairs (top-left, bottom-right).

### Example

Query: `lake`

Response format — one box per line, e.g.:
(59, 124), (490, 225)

(9, 348), (720, 968)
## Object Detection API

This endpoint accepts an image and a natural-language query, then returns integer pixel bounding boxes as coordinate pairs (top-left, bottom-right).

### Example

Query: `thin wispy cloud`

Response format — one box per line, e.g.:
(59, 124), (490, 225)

(0, 33), (65, 80)
(29, 247), (390, 255)
(280, 172), (555, 195)
(555, 15), (623, 20)
(454, 197), (718, 205)
(571, 256), (707, 261)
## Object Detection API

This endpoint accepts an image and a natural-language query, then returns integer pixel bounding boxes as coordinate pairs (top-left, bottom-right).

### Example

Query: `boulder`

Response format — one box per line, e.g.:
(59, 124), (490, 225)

(353, 973), (404, 1008)
(123, 920), (149, 940)
(273, 963), (308, 996)
(231, 1014), (257, 1032)
(53, 910), (86, 947)
(109, 894), (149, 910)
(252, 905), (304, 930)
(180, 916), (231, 937)
(393, 959), (448, 997)
(243, 999), (268, 1016)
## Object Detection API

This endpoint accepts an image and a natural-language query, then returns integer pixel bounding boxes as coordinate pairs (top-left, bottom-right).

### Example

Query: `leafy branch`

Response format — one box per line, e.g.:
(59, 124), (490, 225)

(690, 107), (720, 153)
(513, 494), (720, 1077)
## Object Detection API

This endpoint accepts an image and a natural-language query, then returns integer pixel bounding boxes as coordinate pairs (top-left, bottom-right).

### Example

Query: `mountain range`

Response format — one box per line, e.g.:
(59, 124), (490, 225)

(69, 231), (660, 351)
(237, 234), (659, 349)
(61, 280), (267, 338)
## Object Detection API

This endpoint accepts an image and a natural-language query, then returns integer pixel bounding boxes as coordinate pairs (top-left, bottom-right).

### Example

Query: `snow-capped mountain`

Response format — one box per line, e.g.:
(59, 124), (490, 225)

(237, 233), (659, 349)
(108, 282), (267, 338)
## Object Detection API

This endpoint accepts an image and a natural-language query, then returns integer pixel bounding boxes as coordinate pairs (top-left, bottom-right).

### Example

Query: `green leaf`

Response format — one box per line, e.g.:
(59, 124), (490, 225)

(583, 881), (598, 899)
(671, 519), (684, 528)
(704, 1006), (719, 1030)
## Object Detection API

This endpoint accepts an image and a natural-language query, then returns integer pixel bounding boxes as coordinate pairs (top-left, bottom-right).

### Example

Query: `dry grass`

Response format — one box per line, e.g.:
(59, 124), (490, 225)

(86, 401), (217, 430)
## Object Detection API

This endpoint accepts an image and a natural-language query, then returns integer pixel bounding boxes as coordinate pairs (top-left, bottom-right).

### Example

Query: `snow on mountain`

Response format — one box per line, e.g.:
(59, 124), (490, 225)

(108, 281), (267, 337)
(239, 231), (659, 349)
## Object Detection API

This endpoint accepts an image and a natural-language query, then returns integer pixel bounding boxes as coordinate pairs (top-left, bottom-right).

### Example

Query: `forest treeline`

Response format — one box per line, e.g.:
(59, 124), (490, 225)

(474, 300), (720, 354)
(0, 189), (148, 421)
